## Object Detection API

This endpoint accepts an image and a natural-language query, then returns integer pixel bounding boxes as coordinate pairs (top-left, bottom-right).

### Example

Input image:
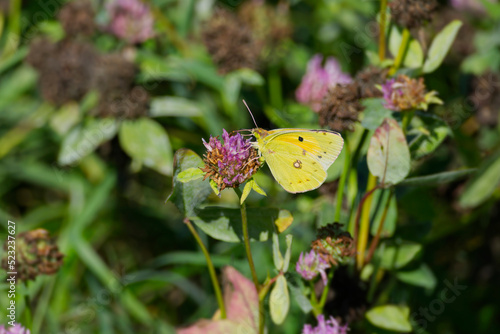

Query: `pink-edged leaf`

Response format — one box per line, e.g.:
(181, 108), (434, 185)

(367, 118), (410, 186)
(177, 266), (259, 334)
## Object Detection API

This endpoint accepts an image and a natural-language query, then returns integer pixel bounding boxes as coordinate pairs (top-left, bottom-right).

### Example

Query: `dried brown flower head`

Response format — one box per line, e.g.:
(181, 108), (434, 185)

(319, 82), (364, 132)
(389, 0), (438, 29)
(311, 223), (356, 266)
(381, 75), (427, 111)
(26, 39), (97, 105)
(355, 66), (389, 99)
(58, 0), (96, 38)
(1, 229), (64, 281)
(202, 8), (261, 74)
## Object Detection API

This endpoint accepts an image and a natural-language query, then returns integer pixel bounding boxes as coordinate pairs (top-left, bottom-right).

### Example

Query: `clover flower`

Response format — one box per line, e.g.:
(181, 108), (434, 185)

(389, 0), (437, 29)
(319, 82), (364, 132)
(302, 314), (349, 334)
(0, 323), (30, 334)
(201, 129), (260, 192)
(296, 54), (352, 112)
(312, 223), (356, 267)
(381, 75), (441, 111)
(106, 0), (154, 44)
(296, 250), (331, 285)
(1, 229), (64, 282)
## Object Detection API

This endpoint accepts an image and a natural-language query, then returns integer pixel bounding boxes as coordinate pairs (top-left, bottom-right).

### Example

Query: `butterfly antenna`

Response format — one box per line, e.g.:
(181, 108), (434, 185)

(243, 100), (259, 129)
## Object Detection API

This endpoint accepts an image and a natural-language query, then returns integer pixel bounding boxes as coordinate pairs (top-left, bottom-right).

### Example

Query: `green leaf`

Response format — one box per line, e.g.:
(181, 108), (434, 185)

(58, 118), (119, 166)
(398, 168), (476, 187)
(240, 181), (253, 204)
(404, 38), (424, 69)
(459, 151), (500, 208)
(177, 167), (204, 183)
(367, 118), (410, 186)
(150, 97), (204, 117)
(50, 103), (80, 136)
(269, 275), (289, 325)
(380, 241), (422, 270)
(282, 235), (293, 273)
(361, 98), (393, 130)
(252, 179), (267, 196)
(189, 207), (288, 243)
(288, 281), (313, 314)
(167, 149), (212, 217)
(272, 233), (284, 271)
(396, 263), (437, 290)
(366, 305), (412, 332)
(409, 114), (451, 159)
(119, 118), (173, 175)
(423, 20), (463, 73)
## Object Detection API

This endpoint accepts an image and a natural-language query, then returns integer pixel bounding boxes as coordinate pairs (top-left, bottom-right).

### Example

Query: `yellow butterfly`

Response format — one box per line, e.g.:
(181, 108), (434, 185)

(252, 128), (344, 193)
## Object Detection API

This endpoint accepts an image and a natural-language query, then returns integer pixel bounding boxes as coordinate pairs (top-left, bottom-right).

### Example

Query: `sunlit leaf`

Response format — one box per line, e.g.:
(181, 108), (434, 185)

(275, 210), (293, 233)
(282, 235), (293, 273)
(423, 20), (463, 73)
(366, 305), (412, 332)
(119, 118), (173, 175)
(396, 263), (437, 291)
(177, 167), (205, 183)
(380, 241), (422, 270)
(409, 114), (451, 159)
(150, 96), (204, 118)
(361, 98), (393, 131)
(269, 275), (289, 325)
(367, 118), (410, 186)
(58, 118), (119, 166)
(272, 233), (284, 271)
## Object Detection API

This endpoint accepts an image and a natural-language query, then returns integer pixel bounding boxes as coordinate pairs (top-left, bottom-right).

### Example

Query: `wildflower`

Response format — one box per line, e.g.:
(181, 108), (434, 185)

(302, 314), (349, 334)
(202, 8), (260, 74)
(389, 0), (437, 29)
(381, 75), (441, 111)
(0, 323), (30, 334)
(106, 0), (154, 44)
(312, 223), (356, 266)
(296, 250), (331, 285)
(296, 55), (352, 112)
(201, 130), (261, 192)
(58, 0), (96, 38)
(319, 82), (364, 132)
(1, 229), (64, 282)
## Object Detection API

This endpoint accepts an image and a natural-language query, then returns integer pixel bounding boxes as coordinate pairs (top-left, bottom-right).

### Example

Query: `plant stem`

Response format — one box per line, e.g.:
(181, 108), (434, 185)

(355, 174), (378, 270)
(334, 136), (350, 222)
(402, 110), (415, 133)
(24, 282), (32, 330)
(318, 270), (334, 310)
(379, 0), (388, 62)
(365, 190), (393, 265)
(184, 218), (226, 319)
(389, 28), (411, 75)
(234, 188), (263, 333)
(309, 281), (320, 317)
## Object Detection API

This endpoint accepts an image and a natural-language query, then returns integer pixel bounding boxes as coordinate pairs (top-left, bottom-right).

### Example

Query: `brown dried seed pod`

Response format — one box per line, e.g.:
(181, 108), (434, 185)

(58, 0), (96, 38)
(319, 82), (364, 132)
(389, 0), (438, 30)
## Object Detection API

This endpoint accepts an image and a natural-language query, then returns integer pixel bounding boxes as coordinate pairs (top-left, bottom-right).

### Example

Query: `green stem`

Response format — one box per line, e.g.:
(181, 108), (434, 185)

(367, 242), (385, 303)
(318, 270), (334, 310)
(402, 110), (415, 133)
(379, 0), (388, 62)
(356, 174), (378, 270)
(365, 190), (393, 265)
(309, 281), (320, 317)
(24, 282), (32, 330)
(234, 188), (263, 333)
(184, 218), (226, 319)
(389, 28), (411, 75)
(334, 136), (350, 222)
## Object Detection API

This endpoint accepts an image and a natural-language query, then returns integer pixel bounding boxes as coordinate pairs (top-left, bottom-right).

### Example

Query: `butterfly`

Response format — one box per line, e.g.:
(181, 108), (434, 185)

(251, 128), (343, 193)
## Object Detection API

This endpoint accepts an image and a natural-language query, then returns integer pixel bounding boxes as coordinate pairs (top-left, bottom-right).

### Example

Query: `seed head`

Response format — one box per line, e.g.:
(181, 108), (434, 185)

(58, 0), (96, 38)
(319, 82), (364, 132)
(381, 75), (428, 111)
(389, 0), (437, 29)
(311, 223), (355, 267)
(1, 229), (64, 282)
(201, 130), (261, 192)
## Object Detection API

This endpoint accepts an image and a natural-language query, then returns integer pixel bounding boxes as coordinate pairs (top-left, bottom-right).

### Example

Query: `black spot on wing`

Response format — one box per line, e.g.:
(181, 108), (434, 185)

(298, 136), (304, 142)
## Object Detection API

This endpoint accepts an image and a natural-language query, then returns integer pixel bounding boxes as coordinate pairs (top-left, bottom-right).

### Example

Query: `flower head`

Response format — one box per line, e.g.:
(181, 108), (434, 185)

(381, 75), (441, 111)
(106, 0), (154, 44)
(296, 55), (352, 112)
(312, 223), (356, 267)
(1, 229), (64, 282)
(302, 314), (349, 334)
(389, 0), (437, 29)
(319, 82), (364, 132)
(296, 250), (331, 285)
(201, 129), (260, 192)
(0, 323), (30, 334)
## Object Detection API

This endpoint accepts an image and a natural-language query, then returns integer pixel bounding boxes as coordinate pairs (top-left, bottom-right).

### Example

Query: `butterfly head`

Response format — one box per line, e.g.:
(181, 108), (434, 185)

(252, 128), (269, 140)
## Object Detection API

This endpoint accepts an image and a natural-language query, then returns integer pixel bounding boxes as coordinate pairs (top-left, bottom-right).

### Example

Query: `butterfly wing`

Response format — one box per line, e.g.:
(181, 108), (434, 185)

(259, 129), (343, 193)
